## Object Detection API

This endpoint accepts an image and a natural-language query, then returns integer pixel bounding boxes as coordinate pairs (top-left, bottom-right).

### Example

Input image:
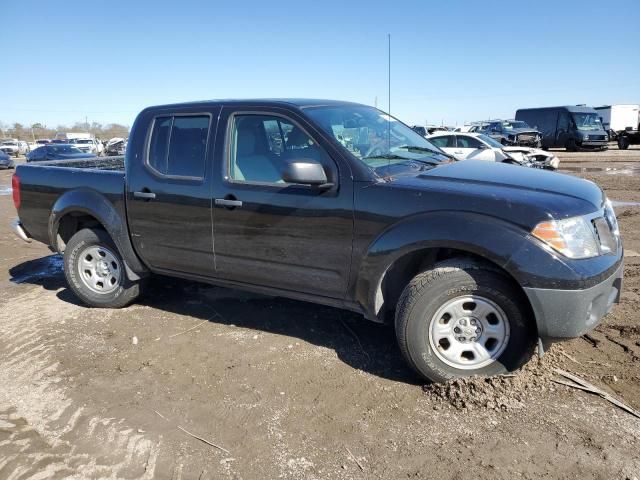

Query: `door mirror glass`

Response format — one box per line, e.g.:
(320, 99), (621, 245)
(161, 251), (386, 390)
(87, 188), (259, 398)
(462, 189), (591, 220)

(282, 159), (329, 186)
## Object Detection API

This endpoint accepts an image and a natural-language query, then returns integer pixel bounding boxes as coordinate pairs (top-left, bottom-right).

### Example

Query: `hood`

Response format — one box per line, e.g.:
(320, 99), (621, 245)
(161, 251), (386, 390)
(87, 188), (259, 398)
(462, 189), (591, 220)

(506, 128), (540, 135)
(385, 161), (603, 226)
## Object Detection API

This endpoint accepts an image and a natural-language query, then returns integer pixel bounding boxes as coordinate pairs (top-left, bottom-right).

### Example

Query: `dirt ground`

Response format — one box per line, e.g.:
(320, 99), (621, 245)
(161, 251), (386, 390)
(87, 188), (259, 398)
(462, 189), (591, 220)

(0, 148), (639, 480)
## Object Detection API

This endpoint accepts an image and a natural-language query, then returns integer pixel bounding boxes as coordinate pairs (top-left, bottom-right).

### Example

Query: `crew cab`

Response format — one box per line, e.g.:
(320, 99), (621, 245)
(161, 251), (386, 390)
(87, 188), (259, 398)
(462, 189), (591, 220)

(10, 99), (624, 383)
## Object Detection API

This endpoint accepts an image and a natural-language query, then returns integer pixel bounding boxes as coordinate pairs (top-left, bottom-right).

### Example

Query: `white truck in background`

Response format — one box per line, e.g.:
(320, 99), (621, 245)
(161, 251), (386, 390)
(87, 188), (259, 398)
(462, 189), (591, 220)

(594, 104), (640, 140)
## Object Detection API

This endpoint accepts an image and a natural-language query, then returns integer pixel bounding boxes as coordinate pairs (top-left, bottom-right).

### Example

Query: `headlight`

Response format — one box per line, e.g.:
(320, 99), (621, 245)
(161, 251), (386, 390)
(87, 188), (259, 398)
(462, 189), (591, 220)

(584, 135), (590, 141)
(532, 216), (599, 259)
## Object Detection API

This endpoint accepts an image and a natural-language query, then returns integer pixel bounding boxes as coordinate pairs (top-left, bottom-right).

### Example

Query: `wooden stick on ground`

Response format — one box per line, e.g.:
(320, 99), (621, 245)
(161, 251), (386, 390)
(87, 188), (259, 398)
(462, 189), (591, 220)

(345, 446), (365, 472)
(177, 426), (230, 454)
(168, 319), (210, 339)
(553, 368), (640, 419)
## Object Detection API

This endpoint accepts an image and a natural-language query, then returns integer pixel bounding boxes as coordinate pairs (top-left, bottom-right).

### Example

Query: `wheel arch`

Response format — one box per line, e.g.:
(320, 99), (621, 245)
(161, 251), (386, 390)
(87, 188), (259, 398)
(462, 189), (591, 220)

(353, 212), (536, 329)
(49, 189), (147, 280)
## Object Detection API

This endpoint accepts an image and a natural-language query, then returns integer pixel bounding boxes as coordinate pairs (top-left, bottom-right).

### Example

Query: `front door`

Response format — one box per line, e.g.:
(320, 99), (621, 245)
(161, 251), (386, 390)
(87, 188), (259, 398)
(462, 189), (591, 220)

(127, 109), (219, 277)
(556, 111), (571, 148)
(210, 108), (354, 298)
(455, 135), (496, 161)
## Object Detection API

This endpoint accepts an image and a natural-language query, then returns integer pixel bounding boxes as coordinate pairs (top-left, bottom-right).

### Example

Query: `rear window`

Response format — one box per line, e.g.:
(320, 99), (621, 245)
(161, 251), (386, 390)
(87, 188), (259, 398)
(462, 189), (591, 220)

(148, 115), (210, 178)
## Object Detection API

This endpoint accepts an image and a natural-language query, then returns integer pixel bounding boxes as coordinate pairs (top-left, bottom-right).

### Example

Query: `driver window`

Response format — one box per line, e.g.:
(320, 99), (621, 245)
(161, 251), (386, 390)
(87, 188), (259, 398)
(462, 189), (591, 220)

(229, 114), (324, 184)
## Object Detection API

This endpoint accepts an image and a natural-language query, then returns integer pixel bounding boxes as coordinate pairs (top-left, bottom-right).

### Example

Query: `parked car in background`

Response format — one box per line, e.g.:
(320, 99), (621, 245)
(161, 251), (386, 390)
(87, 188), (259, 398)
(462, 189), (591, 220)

(617, 127), (640, 150)
(453, 125), (475, 133)
(0, 139), (29, 157)
(411, 125), (427, 136)
(516, 106), (608, 151)
(26, 144), (97, 162)
(70, 138), (104, 155)
(427, 131), (559, 169)
(595, 104), (640, 141)
(104, 137), (127, 156)
(11, 98), (622, 383)
(475, 120), (542, 147)
(411, 126), (449, 137)
(0, 150), (15, 169)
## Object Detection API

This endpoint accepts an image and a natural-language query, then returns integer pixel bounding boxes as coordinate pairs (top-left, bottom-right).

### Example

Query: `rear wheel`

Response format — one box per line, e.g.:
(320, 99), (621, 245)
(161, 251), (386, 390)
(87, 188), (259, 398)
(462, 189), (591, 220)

(395, 260), (535, 383)
(618, 136), (630, 150)
(64, 228), (141, 308)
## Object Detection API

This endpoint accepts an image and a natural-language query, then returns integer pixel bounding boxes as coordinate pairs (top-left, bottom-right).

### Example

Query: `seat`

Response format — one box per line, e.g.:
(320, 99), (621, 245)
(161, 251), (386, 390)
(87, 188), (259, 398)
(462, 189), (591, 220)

(234, 124), (283, 183)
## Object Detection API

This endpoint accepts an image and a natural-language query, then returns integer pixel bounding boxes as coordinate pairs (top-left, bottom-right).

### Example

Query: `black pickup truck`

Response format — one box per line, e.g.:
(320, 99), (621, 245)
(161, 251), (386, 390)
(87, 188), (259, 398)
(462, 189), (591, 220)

(10, 99), (623, 382)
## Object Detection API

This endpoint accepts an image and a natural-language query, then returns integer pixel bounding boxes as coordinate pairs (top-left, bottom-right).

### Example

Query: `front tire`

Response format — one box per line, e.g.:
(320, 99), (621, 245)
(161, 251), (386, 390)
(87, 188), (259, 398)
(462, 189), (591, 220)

(395, 260), (535, 383)
(64, 228), (141, 308)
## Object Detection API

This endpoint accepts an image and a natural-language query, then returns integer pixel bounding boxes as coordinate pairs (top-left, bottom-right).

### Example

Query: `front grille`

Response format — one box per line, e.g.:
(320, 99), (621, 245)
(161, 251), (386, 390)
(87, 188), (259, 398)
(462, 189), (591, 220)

(592, 217), (617, 253)
(516, 134), (537, 145)
(590, 135), (605, 141)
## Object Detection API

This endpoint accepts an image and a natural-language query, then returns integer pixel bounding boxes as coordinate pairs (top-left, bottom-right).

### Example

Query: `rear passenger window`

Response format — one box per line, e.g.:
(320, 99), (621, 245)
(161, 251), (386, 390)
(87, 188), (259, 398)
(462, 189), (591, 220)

(430, 135), (455, 148)
(148, 115), (210, 178)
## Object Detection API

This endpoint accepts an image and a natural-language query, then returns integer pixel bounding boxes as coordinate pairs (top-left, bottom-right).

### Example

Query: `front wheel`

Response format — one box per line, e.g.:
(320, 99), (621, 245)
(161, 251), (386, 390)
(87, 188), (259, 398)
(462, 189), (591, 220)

(64, 228), (141, 308)
(395, 260), (535, 383)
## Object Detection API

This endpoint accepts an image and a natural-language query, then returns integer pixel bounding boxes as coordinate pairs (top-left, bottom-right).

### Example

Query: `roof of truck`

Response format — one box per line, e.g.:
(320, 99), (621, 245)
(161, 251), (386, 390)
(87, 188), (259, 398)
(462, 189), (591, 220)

(146, 98), (369, 110)
(517, 105), (599, 113)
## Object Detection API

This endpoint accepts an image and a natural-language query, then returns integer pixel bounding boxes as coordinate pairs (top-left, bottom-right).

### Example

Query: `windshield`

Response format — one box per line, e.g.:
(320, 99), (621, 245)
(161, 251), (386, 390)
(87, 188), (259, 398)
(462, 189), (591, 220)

(477, 134), (504, 149)
(304, 105), (449, 174)
(1, 141), (17, 146)
(572, 113), (602, 131)
(49, 145), (84, 154)
(503, 120), (530, 130)
(75, 139), (93, 144)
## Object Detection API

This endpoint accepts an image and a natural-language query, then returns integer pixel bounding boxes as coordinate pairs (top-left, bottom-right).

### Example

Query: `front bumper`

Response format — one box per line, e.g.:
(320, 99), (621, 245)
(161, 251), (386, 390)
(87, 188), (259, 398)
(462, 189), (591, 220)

(523, 261), (623, 339)
(11, 218), (32, 243)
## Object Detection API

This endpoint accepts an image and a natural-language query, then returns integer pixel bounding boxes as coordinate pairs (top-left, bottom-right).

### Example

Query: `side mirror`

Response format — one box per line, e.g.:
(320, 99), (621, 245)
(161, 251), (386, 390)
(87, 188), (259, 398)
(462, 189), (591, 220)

(282, 159), (332, 188)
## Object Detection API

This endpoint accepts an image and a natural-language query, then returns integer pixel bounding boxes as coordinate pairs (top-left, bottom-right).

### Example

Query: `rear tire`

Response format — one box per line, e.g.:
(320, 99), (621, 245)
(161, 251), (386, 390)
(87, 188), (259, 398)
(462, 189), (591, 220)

(618, 136), (630, 150)
(64, 228), (140, 308)
(395, 260), (535, 383)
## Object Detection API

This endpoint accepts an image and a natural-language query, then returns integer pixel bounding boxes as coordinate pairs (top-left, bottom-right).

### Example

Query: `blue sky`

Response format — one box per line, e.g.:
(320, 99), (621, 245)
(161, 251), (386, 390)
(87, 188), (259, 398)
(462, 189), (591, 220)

(1, 0), (638, 128)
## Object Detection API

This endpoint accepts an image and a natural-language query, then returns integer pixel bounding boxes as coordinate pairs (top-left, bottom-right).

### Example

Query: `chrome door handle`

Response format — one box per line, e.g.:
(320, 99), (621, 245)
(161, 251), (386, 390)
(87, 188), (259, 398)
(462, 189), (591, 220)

(133, 191), (156, 200)
(215, 198), (243, 208)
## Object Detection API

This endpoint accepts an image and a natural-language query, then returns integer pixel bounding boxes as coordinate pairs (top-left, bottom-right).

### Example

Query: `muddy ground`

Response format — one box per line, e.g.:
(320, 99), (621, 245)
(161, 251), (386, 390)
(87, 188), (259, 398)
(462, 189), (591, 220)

(0, 148), (638, 479)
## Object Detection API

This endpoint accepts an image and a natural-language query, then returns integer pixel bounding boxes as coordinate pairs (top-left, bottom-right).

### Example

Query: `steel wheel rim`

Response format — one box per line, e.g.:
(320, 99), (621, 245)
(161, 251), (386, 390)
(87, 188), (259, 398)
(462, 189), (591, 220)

(78, 245), (122, 294)
(428, 295), (510, 370)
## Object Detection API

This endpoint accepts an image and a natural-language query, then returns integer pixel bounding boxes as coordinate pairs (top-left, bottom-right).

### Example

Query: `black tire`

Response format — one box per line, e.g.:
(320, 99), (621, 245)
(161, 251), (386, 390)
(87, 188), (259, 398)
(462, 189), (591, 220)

(618, 136), (630, 150)
(395, 259), (535, 383)
(565, 139), (577, 152)
(64, 228), (141, 308)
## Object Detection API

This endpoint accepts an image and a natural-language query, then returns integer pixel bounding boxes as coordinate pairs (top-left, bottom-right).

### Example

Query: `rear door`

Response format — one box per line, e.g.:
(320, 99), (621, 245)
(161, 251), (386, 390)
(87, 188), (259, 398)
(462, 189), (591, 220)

(209, 106), (354, 298)
(127, 108), (220, 277)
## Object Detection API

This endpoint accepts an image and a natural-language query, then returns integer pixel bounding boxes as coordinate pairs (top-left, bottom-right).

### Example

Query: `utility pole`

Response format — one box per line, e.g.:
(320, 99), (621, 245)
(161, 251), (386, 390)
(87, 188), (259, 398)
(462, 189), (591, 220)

(85, 116), (89, 132)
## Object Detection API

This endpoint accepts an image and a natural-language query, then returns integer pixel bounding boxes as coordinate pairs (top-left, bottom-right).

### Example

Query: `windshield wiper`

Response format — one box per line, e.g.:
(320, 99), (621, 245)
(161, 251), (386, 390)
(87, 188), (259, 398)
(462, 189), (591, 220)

(362, 153), (411, 161)
(396, 145), (455, 162)
(397, 145), (442, 154)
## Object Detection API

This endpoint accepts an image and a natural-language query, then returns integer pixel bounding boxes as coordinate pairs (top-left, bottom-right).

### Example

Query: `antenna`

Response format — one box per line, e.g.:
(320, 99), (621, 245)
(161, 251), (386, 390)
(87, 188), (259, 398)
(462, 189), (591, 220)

(387, 33), (391, 152)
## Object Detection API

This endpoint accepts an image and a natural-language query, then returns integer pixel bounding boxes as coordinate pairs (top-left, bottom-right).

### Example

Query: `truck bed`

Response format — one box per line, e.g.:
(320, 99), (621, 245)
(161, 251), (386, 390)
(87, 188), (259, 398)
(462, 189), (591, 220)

(31, 156), (125, 171)
(15, 156), (127, 246)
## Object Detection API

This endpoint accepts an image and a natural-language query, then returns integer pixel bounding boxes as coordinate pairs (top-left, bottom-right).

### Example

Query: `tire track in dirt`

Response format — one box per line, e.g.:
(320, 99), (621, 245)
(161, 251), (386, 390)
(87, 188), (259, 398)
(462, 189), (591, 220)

(0, 286), (161, 479)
